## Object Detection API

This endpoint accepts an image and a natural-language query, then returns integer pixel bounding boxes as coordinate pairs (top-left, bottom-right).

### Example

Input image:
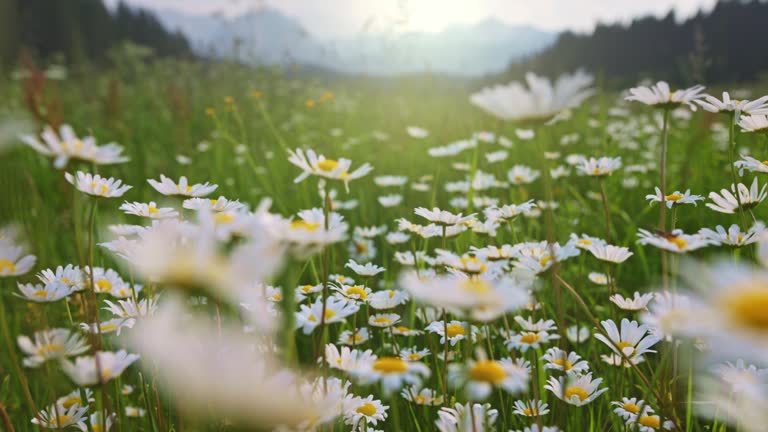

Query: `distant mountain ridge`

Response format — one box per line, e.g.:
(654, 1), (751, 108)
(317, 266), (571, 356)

(155, 8), (556, 76)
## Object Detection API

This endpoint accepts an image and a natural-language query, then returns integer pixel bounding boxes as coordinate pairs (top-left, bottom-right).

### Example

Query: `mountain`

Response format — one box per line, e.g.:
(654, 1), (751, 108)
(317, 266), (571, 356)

(154, 8), (555, 76)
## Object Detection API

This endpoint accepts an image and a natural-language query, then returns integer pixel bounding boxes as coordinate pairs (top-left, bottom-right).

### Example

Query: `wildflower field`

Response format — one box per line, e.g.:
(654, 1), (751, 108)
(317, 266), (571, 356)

(2, 59), (768, 432)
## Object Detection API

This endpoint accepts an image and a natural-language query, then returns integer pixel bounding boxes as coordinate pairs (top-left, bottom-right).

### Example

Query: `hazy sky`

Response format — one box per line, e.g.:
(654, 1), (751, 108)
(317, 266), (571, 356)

(107, 0), (718, 37)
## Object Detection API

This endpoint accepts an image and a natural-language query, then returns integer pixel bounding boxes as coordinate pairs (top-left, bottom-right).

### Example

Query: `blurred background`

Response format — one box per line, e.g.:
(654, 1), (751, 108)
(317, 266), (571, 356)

(1, 0), (766, 87)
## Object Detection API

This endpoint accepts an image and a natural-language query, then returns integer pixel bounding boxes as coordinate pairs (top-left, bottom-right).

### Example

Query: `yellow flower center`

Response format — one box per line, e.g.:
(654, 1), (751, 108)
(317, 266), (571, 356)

(639, 415), (661, 429)
(396, 326), (410, 333)
(461, 279), (492, 294)
(762, 160), (768, 166)
(60, 396), (81, 409)
(0, 259), (16, 273)
(539, 256), (553, 267)
(665, 193), (683, 201)
(724, 283), (768, 331)
(373, 316), (391, 325)
(290, 220), (321, 231)
(210, 199), (218, 205)
(553, 358), (573, 370)
(413, 395), (426, 404)
(523, 408), (538, 416)
(577, 239), (592, 246)
(177, 184), (193, 193)
(96, 279), (111, 292)
(408, 353), (421, 361)
(33, 290), (49, 298)
(446, 323), (466, 338)
(356, 402), (378, 416)
(469, 360), (507, 384)
(148, 206), (159, 214)
(37, 343), (62, 356)
(214, 213), (235, 224)
(346, 286), (368, 299)
(317, 159), (339, 171)
(459, 257), (487, 273)
(623, 403), (641, 414)
(101, 323), (117, 332)
(372, 357), (408, 374)
(54, 415), (72, 426)
(564, 386), (589, 401)
(667, 237), (688, 249)
(617, 341), (635, 355)
(388, 290), (396, 298)
(520, 333), (540, 344)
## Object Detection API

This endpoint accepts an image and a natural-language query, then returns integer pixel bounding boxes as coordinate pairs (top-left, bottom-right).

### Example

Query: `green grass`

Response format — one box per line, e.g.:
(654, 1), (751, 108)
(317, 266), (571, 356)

(0, 57), (765, 431)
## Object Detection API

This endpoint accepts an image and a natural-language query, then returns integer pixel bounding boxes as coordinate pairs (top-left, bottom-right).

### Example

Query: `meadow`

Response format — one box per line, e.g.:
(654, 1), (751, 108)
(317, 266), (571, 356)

(1, 54), (767, 432)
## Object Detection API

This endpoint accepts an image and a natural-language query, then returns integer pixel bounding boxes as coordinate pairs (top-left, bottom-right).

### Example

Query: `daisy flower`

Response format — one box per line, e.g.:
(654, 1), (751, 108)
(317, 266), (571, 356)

(391, 326), (423, 337)
(699, 223), (765, 247)
(287, 148), (373, 191)
(425, 320), (477, 346)
(65, 171), (132, 198)
(514, 316), (557, 332)
(0, 242), (36, 276)
(124, 407), (146, 418)
(21, 124), (128, 168)
(645, 187), (704, 208)
(368, 313), (400, 328)
(374, 175), (408, 187)
(385, 231), (410, 244)
(629, 406), (675, 431)
(506, 331), (560, 352)
(569, 233), (606, 249)
(378, 194), (403, 207)
(325, 344), (376, 372)
(609, 292), (655, 311)
(545, 373), (608, 406)
(296, 297), (359, 335)
(332, 283), (371, 303)
(16, 282), (73, 302)
(483, 200), (536, 222)
(31, 403), (89, 429)
(147, 174), (218, 197)
(707, 177), (767, 213)
(282, 208), (349, 253)
(435, 402), (499, 432)
(507, 165), (541, 185)
(17, 328), (89, 367)
(368, 290), (408, 310)
(345, 259), (385, 276)
(406, 126), (429, 138)
(61, 350), (140, 386)
(338, 327), (370, 345)
(613, 397), (646, 420)
(640, 291), (702, 341)
(352, 356), (430, 395)
(625, 81), (705, 110)
(697, 92), (768, 115)
(566, 325), (591, 344)
(739, 114), (768, 133)
(183, 196), (245, 212)
(76, 411), (116, 432)
(401, 386), (443, 406)
(119, 201), (178, 219)
(400, 347), (430, 362)
(576, 156), (622, 176)
(469, 70), (594, 122)
(594, 319), (660, 365)
(586, 243), (633, 263)
(36, 264), (85, 291)
(512, 399), (550, 417)
(637, 229), (717, 253)
(541, 347), (589, 374)
(414, 207), (476, 226)
(344, 395), (388, 429)
(588, 272), (609, 285)
(449, 355), (529, 400)
(56, 388), (95, 409)
(510, 426), (561, 432)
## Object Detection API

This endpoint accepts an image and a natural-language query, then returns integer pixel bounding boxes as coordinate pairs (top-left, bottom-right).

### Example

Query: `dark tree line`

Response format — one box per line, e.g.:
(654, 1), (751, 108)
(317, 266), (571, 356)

(0, 0), (192, 71)
(501, 0), (768, 87)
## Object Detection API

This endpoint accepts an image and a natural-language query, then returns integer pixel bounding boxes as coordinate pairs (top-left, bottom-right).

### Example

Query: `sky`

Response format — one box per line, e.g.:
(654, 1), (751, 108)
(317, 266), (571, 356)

(106, 0), (719, 37)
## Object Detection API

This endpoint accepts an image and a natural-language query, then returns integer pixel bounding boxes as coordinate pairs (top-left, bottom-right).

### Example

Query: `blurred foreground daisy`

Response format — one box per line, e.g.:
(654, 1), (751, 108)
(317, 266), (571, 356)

(470, 70), (594, 123)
